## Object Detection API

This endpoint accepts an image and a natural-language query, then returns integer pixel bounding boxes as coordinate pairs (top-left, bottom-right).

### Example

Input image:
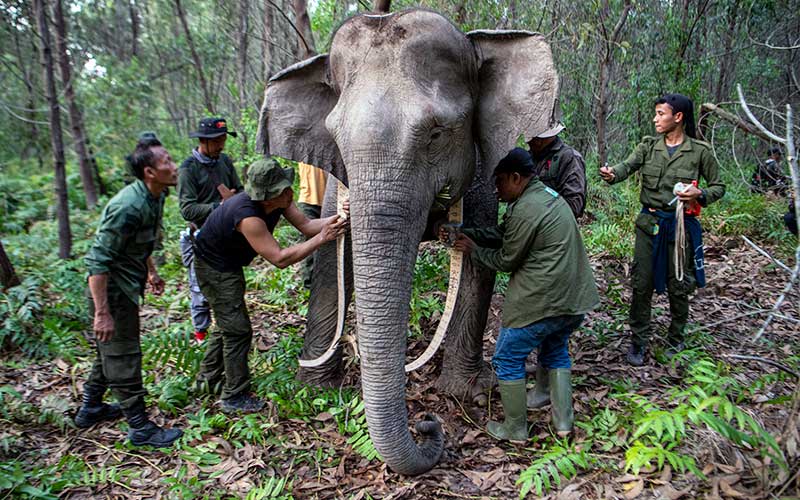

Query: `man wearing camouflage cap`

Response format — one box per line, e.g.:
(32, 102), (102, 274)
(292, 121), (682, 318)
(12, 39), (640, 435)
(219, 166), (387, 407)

(192, 158), (348, 413)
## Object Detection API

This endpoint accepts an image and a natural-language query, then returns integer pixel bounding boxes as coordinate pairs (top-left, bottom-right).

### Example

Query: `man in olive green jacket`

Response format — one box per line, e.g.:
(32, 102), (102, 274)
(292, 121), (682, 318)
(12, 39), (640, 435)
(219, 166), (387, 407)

(79, 137), (183, 447)
(600, 93), (725, 366)
(177, 117), (244, 343)
(445, 148), (599, 441)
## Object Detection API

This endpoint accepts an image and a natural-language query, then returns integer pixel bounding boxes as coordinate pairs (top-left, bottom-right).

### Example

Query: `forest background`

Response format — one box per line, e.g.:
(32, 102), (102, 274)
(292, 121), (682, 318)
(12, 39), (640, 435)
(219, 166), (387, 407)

(0, 0), (799, 499)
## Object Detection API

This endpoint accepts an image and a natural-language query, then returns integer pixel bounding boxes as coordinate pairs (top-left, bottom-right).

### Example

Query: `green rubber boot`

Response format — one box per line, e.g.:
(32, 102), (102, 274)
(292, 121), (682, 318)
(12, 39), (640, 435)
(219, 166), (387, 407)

(487, 379), (528, 442)
(550, 369), (573, 437)
(526, 365), (550, 409)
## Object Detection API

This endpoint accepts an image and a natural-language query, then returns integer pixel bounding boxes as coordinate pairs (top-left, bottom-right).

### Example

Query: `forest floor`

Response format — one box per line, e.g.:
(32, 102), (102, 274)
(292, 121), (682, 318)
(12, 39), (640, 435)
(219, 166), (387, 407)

(2, 235), (798, 499)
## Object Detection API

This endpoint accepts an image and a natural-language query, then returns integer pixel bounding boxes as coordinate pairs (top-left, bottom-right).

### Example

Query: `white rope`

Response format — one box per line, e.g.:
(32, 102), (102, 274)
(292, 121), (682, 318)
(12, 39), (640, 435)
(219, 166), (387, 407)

(405, 198), (464, 372)
(674, 198), (686, 282)
(298, 180), (351, 368)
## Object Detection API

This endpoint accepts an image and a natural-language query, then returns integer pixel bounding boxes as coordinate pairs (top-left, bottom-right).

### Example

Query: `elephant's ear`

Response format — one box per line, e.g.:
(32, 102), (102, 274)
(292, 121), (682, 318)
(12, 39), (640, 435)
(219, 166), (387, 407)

(467, 30), (559, 175)
(256, 54), (346, 184)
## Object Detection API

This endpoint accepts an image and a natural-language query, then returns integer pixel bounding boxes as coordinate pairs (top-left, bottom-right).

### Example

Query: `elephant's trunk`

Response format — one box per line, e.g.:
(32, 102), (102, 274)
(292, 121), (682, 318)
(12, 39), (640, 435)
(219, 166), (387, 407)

(348, 161), (445, 475)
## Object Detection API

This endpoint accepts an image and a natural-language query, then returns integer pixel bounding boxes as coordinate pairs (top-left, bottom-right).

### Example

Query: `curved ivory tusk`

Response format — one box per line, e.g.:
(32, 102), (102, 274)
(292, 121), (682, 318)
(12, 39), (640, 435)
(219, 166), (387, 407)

(405, 198), (464, 372)
(299, 180), (351, 368)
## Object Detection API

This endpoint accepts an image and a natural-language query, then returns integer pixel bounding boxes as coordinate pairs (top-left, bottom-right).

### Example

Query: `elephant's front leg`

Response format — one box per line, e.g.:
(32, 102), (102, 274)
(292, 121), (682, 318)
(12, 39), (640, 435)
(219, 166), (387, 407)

(297, 180), (354, 387)
(435, 174), (498, 400)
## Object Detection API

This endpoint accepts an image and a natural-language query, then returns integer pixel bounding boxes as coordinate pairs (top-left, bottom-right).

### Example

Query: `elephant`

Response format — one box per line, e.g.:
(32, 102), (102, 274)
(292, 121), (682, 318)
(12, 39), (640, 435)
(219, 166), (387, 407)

(257, 8), (559, 475)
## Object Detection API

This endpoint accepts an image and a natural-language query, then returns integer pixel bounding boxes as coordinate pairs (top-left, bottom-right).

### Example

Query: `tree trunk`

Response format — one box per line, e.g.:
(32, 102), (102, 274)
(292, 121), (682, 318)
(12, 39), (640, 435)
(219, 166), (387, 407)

(714, 0), (739, 103)
(34, 0), (72, 259)
(11, 18), (43, 167)
(373, 0), (390, 12)
(595, 0), (631, 166)
(293, 0), (316, 59)
(130, 0), (139, 58)
(0, 240), (21, 290)
(174, 0), (215, 113)
(53, 0), (98, 209)
(237, 0), (250, 113)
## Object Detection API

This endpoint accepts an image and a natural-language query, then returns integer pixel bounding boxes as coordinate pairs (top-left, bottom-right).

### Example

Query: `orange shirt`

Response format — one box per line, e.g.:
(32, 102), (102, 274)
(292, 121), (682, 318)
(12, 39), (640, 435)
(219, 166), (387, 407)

(297, 162), (328, 206)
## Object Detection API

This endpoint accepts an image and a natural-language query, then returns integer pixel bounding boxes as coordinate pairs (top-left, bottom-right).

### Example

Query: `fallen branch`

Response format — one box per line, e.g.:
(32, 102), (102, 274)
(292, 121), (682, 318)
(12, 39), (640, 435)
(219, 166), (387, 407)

(686, 309), (767, 334)
(724, 354), (800, 379)
(700, 102), (777, 143)
(741, 235), (793, 274)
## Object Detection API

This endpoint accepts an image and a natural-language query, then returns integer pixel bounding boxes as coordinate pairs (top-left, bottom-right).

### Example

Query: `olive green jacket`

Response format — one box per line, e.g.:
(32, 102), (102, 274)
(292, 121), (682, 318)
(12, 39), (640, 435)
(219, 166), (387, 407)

(608, 136), (725, 209)
(177, 152), (243, 227)
(463, 179), (600, 328)
(85, 180), (165, 305)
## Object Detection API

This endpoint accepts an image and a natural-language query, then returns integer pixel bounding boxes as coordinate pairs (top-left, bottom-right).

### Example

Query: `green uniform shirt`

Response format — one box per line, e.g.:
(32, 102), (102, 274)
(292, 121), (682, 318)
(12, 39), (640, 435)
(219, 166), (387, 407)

(177, 152), (244, 227)
(85, 179), (165, 305)
(464, 179), (600, 328)
(609, 136), (725, 209)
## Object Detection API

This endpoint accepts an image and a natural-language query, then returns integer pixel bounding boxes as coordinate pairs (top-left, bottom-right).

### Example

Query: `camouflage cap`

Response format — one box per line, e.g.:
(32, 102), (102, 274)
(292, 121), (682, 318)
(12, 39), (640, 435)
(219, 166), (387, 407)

(245, 158), (295, 201)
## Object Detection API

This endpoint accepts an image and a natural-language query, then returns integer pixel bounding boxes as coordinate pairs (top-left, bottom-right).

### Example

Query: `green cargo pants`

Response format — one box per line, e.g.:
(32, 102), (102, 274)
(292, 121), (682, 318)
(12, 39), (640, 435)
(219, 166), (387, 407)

(85, 284), (147, 411)
(194, 256), (253, 401)
(629, 211), (696, 347)
(297, 202), (322, 289)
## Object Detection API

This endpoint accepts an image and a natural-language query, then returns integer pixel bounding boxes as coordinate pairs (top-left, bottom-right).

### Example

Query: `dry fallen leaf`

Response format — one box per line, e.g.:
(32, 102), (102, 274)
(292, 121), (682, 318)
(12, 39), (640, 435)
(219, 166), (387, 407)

(623, 478), (644, 499)
(719, 479), (746, 498)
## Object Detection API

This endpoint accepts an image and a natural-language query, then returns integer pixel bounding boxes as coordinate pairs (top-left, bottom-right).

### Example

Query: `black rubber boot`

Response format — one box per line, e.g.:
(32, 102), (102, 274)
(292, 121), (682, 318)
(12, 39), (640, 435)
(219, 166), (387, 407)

(626, 343), (646, 366)
(124, 401), (183, 448)
(75, 385), (122, 428)
(221, 393), (265, 414)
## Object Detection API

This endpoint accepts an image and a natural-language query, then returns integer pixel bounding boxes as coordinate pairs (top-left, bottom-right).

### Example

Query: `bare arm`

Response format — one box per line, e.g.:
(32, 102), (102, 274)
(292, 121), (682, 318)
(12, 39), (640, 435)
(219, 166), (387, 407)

(240, 215), (346, 269)
(88, 274), (114, 342)
(284, 201), (349, 237)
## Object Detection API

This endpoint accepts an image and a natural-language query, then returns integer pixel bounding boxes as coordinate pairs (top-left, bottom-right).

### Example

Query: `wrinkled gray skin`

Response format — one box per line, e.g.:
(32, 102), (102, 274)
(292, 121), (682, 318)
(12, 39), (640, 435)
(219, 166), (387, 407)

(258, 9), (558, 476)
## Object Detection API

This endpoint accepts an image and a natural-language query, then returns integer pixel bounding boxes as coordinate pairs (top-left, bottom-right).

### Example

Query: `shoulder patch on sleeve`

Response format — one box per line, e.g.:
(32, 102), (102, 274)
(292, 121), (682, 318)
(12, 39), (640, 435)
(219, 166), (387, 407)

(544, 186), (559, 198)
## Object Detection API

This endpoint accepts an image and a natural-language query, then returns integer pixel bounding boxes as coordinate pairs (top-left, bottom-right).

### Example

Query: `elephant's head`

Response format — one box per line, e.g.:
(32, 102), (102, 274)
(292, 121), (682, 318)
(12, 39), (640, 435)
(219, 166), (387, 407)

(257, 8), (558, 475)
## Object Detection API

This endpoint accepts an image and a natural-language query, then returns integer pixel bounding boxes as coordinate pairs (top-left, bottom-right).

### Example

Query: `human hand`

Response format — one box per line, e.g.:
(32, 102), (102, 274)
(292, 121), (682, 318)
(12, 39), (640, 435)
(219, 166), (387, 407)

(677, 184), (702, 201)
(148, 271), (165, 295)
(452, 234), (476, 254)
(340, 199), (350, 219)
(598, 165), (615, 182)
(218, 184), (236, 201)
(94, 310), (115, 343)
(320, 215), (348, 242)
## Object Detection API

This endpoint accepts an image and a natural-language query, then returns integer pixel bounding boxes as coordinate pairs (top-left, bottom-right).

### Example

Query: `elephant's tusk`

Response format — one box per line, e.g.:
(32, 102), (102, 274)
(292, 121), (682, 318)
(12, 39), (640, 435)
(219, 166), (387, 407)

(298, 180), (352, 367)
(405, 198), (463, 372)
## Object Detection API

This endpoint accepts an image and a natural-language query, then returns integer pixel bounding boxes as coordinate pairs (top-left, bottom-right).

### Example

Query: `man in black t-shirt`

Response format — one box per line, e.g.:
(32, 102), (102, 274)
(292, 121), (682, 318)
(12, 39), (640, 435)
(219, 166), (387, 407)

(193, 158), (348, 413)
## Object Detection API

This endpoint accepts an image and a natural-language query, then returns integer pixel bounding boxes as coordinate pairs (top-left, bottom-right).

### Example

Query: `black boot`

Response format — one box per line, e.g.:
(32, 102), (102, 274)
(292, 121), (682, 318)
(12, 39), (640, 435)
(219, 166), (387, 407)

(626, 343), (646, 366)
(124, 401), (183, 448)
(75, 385), (122, 429)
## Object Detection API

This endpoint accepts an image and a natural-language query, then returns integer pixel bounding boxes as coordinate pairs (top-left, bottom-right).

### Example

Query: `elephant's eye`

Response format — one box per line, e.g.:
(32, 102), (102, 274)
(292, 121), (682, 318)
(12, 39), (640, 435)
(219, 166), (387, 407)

(430, 127), (445, 143)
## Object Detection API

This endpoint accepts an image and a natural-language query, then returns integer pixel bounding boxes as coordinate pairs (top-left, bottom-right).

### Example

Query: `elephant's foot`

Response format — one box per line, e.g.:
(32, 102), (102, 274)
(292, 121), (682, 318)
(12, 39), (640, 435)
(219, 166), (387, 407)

(296, 361), (345, 388)
(434, 360), (495, 404)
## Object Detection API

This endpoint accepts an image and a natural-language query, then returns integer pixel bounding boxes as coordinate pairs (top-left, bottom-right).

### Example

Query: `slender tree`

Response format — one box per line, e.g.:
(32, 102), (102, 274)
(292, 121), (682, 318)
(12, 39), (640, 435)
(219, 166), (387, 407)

(0, 240), (21, 290)
(33, 0), (72, 259)
(595, 0), (631, 166)
(374, 0), (390, 13)
(53, 0), (98, 209)
(293, 0), (316, 59)
(174, 0), (215, 113)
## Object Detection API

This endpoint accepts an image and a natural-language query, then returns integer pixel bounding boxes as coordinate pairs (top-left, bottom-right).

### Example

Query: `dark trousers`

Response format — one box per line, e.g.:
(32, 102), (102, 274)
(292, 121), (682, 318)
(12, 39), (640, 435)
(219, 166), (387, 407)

(194, 257), (253, 401)
(85, 285), (146, 411)
(297, 202), (322, 289)
(629, 212), (696, 347)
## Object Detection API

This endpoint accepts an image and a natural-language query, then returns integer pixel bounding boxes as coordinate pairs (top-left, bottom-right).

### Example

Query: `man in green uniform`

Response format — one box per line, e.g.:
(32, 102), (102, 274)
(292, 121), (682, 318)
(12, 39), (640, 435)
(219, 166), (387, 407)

(444, 148), (599, 440)
(78, 137), (183, 447)
(527, 123), (587, 218)
(177, 117), (244, 343)
(193, 158), (348, 413)
(600, 93), (725, 366)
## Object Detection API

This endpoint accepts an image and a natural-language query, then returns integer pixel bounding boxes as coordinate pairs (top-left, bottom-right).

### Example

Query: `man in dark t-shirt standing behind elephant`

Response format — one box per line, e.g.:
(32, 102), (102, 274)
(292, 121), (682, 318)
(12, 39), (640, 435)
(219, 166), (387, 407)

(193, 158), (349, 413)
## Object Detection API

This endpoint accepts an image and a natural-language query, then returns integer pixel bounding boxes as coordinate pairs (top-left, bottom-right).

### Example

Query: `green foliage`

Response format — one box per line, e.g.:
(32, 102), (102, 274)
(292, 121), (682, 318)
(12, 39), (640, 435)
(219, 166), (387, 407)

(0, 278), (44, 355)
(576, 408), (625, 452)
(625, 440), (703, 477)
(245, 472), (295, 500)
(517, 442), (593, 498)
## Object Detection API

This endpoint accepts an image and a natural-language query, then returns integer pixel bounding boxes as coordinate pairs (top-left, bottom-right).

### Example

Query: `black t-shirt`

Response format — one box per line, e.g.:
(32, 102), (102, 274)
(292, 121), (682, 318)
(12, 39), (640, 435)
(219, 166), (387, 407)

(195, 192), (283, 272)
